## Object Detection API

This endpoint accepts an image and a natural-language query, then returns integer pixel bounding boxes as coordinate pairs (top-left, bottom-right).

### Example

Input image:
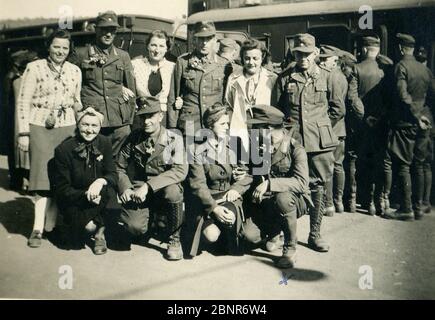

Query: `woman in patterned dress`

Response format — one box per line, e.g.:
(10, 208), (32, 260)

(16, 29), (82, 248)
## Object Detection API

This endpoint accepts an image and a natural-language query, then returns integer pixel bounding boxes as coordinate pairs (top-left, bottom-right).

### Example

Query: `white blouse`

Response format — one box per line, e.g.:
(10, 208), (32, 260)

(132, 57), (175, 112)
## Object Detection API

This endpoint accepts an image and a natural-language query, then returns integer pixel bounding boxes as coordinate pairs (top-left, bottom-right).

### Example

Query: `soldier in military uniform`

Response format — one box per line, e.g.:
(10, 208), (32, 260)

(167, 21), (234, 137)
(385, 33), (435, 221)
(350, 36), (390, 215)
(318, 45), (348, 216)
(340, 50), (364, 213)
(116, 97), (188, 260)
(70, 11), (137, 157)
(276, 34), (338, 252)
(242, 105), (310, 268)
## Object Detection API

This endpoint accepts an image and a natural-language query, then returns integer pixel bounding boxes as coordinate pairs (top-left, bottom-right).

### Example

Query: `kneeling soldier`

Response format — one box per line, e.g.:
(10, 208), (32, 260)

(116, 97), (188, 260)
(243, 105), (311, 268)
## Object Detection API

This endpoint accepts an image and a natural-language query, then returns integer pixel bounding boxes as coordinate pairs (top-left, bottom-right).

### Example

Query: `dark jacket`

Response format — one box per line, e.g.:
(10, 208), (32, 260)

(189, 137), (253, 215)
(54, 134), (117, 206)
(351, 57), (388, 124)
(391, 54), (435, 126)
(268, 128), (310, 196)
(116, 126), (188, 194)
(69, 44), (136, 127)
(167, 52), (234, 133)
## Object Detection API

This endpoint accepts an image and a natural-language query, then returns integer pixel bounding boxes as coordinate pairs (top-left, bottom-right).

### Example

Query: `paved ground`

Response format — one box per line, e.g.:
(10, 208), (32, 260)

(0, 155), (434, 300)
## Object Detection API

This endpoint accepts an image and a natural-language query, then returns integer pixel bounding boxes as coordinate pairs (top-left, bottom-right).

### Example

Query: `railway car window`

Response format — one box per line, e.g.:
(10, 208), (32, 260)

(308, 26), (350, 52)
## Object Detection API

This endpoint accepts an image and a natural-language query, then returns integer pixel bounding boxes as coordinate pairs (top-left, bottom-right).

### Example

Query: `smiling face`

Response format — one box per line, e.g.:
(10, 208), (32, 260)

(212, 114), (230, 138)
(147, 36), (168, 63)
(194, 35), (217, 56)
(295, 50), (317, 70)
(48, 37), (70, 64)
(243, 48), (263, 76)
(143, 112), (163, 134)
(78, 115), (101, 142)
(96, 26), (117, 47)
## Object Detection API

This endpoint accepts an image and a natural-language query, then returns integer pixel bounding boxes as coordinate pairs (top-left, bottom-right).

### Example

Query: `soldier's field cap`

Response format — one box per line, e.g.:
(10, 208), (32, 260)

(292, 33), (316, 53)
(396, 33), (415, 47)
(136, 96), (161, 116)
(247, 105), (284, 127)
(319, 45), (341, 58)
(362, 36), (380, 47)
(377, 54), (393, 66)
(193, 21), (216, 37)
(96, 11), (120, 28)
(340, 50), (357, 65)
(219, 38), (238, 50)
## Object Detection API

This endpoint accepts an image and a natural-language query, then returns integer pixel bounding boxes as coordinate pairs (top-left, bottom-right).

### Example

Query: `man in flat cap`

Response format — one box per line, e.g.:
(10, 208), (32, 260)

(318, 45), (348, 216)
(70, 11), (136, 157)
(218, 38), (241, 65)
(168, 21), (234, 137)
(276, 33), (337, 252)
(116, 97), (188, 260)
(385, 33), (435, 220)
(348, 35), (390, 215)
(242, 105), (311, 268)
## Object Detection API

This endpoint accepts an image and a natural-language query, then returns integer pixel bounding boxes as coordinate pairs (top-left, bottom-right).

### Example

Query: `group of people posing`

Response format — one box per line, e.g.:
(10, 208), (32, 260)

(6, 10), (435, 269)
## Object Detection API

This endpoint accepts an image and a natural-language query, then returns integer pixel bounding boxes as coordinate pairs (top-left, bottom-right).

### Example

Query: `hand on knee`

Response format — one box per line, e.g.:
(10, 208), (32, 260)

(203, 223), (221, 243)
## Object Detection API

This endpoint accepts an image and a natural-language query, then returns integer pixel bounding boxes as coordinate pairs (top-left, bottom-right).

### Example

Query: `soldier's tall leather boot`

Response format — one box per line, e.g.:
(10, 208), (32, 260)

(276, 207), (298, 269)
(413, 161), (425, 220)
(166, 201), (184, 260)
(334, 169), (345, 213)
(324, 178), (335, 217)
(385, 168), (414, 221)
(308, 186), (329, 252)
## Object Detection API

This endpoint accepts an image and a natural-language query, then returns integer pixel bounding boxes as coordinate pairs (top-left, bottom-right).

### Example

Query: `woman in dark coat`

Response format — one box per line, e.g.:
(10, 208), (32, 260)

(188, 103), (252, 257)
(54, 107), (117, 254)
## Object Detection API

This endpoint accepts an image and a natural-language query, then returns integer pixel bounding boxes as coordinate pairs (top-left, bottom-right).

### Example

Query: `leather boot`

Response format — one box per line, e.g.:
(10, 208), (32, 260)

(166, 201), (184, 261)
(333, 167), (345, 213)
(276, 207), (297, 268)
(348, 192), (357, 213)
(414, 201), (424, 220)
(308, 186), (329, 252)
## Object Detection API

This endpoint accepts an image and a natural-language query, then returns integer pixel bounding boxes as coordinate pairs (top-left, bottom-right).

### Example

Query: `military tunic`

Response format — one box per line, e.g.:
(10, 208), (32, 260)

(277, 64), (337, 187)
(116, 127), (188, 236)
(168, 52), (233, 135)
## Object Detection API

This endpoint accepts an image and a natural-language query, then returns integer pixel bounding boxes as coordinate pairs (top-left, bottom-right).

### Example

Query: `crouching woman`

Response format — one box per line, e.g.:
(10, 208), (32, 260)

(189, 103), (252, 256)
(54, 107), (117, 254)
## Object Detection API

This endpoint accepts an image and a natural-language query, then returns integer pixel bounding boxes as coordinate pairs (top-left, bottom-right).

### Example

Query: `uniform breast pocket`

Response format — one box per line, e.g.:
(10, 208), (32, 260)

(286, 83), (299, 105)
(81, 62), (96, 81)
(317, 120), (337, 149)
(315, 81), (327, 104)
(105, 64), (124, 83)
(182, 72), (196, 91)
(211, 75), (223, 93)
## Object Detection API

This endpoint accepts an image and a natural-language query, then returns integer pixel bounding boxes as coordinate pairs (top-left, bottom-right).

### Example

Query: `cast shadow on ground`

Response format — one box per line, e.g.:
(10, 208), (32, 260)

(0, 197), (34, 238)
(243, 249), (327, 281)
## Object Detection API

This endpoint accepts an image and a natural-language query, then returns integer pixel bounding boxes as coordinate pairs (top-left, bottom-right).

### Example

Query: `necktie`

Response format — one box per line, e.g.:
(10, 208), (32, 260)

(246, 77), (256, 104)
(148, 69), (162, 96)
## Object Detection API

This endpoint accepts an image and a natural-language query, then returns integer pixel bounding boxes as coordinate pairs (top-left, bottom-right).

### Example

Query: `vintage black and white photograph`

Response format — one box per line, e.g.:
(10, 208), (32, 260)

(0, 0), (434, 302)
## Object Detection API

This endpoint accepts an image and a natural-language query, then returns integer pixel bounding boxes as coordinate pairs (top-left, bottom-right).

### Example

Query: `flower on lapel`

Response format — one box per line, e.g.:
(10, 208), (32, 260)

(87, 53), (108, 67)
(188, 55), (204, 71)
(96, 155), (104, 162)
